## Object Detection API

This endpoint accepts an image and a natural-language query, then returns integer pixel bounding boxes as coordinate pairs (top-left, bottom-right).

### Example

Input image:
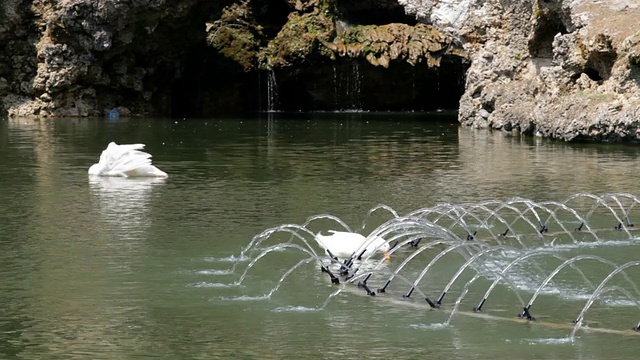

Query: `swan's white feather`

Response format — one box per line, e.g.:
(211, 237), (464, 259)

(314, 230), (389, 258)
(89, 142), (168, 177)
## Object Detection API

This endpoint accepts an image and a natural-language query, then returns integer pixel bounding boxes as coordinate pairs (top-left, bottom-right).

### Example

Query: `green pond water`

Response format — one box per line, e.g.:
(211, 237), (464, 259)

(2, 112), (640, 359)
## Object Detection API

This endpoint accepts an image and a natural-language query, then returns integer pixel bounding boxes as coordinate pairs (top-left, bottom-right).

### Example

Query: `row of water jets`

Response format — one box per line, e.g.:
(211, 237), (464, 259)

(201, 193), (640, 341)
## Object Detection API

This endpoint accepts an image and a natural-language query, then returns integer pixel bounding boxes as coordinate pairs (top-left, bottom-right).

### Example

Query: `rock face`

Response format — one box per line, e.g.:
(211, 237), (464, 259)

(399, 0), (640, 142)
(0, 0), (468, 117)
(1, 0), (218, 117)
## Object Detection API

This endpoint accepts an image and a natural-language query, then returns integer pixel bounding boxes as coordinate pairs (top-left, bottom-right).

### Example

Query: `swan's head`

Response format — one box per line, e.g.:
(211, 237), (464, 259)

(374, 237), (391, 260)
(88, 163), (103, 175)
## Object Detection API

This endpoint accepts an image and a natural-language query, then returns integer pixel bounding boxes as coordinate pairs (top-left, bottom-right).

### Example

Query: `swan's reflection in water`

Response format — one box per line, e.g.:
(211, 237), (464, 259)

(89, 176), (166, 237)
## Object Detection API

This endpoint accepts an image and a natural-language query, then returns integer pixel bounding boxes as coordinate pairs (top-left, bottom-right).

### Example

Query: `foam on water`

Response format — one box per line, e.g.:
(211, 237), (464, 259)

(215, 295), (270, 301)
(196, 269), (234, 275)
(272, 305), (320, 313)
(204, 255), (249, 263)
(408, 323), (449, 331)
(521, 337), (574, 345)
(191, 281), (238, 288)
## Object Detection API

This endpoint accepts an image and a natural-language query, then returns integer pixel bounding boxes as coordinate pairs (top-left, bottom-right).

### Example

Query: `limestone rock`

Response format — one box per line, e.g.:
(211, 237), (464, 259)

(401, 0), (640, 142)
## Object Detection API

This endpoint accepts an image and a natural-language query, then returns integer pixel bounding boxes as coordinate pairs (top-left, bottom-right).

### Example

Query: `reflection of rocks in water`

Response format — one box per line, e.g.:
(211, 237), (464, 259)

(89, 177), (166, 236)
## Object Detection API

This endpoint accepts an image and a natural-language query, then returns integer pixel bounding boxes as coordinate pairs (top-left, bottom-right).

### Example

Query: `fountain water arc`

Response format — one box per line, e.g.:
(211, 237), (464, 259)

(209, 193), (640, 340)
(571, 260), (640, 339)
(523, 254), (640, 317)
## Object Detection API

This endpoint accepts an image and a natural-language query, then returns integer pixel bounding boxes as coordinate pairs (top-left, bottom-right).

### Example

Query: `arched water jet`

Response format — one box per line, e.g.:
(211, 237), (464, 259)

(266, 257), (317, 298)
(537, 200), (596, 241)
(409, 204), (499, 245)
(410, 200), (544, 246)
(235, 243), (324, 286)
(473, 249), (572, 312)
(448, 270), (528, 325)
(568, 193), (634, 238)
(571, 261), (640, 339)
(361, 204), (400, 230)
(377, 239), (455, 294)
(239, 224), (319, 260)
(435, 245), (515, 306)
(404, 241), (489, 301)
(445, 202), (526, 247)
(602, 193), (637, 227)
(301, 214), (353, 232)
(519, 255), (639, 320)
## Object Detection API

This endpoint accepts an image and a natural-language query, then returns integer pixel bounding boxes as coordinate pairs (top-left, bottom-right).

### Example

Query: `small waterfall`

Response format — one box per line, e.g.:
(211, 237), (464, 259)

(333, 61), (363, 111)
(267, 70), (278, 112)
(333, 64), (338, 109)
(349, 61), (362, 110)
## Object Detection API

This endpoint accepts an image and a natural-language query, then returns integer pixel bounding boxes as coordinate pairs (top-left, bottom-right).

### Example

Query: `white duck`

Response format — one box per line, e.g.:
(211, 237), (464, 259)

(314, 230), (390, 258)
(88, 142), (168, 178)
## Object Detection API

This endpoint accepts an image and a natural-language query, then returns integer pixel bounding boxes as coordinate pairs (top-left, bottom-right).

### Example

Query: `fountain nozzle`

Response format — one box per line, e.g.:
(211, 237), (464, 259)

(425, 297), (438, 308)
(320, 266), (340, 284)
(410, 238), (422, 247)
(518, 306), (535, 321)
(357, 274), (375, 296)
(473, 298), (487, 312)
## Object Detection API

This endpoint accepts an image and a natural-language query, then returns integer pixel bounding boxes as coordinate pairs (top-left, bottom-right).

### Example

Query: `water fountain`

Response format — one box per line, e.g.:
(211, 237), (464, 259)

(199, 193), (640, 340)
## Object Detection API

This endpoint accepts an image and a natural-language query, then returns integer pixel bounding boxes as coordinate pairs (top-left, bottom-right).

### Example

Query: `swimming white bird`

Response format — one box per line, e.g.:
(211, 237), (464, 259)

(314, 230), (390, 258)
(88, 142), (168, 178)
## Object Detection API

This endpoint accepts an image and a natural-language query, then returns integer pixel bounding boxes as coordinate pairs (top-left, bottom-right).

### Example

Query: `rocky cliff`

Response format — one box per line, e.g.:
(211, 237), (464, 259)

(402, 0), (640, 142)
(2, 0), (639, 142)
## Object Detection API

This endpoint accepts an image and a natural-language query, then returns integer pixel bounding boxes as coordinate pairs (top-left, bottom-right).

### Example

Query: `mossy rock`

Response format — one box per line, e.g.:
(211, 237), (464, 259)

(259, 12), (335, 68)
(210, 26), (259, 70)
(327, 23), (464, 68)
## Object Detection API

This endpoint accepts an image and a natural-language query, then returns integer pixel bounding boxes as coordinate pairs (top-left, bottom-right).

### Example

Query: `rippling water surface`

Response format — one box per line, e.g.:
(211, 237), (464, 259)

(2, 112), (640, 359)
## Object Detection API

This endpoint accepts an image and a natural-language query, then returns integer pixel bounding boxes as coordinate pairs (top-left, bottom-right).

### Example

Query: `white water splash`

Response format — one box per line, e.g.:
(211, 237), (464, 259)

(521, 337), (574, 345)
(190, 282), (239, 288)
(272, 306), (320, 313)
(215, 295), (270, 301)
(196, 269), (234, 275)
(408, 323), (449, 330)
(204, 255), (249, 263)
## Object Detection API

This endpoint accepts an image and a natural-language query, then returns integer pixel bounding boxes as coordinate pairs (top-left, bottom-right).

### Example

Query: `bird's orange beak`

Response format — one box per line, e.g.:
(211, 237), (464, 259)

(384, 251), (391, 261)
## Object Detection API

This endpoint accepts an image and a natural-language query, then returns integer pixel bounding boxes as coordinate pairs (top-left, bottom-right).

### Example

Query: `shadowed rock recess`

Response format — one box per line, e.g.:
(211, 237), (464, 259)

(1, 1), (639, 142)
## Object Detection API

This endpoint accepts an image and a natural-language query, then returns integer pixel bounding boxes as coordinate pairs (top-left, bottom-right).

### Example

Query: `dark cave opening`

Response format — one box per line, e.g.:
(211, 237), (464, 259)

(586, 51), (616, 81)
(170, 45), (261, 118)
(528, 13), (569, 58)
(263, 57), (468, 112)
(583, 68), (603, 82)
(170, 54), (469, 117)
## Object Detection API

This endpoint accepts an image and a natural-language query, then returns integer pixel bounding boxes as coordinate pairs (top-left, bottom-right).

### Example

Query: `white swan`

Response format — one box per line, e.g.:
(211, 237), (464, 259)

(88, 142), (168, 178)
(314, 230), (390, 258)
